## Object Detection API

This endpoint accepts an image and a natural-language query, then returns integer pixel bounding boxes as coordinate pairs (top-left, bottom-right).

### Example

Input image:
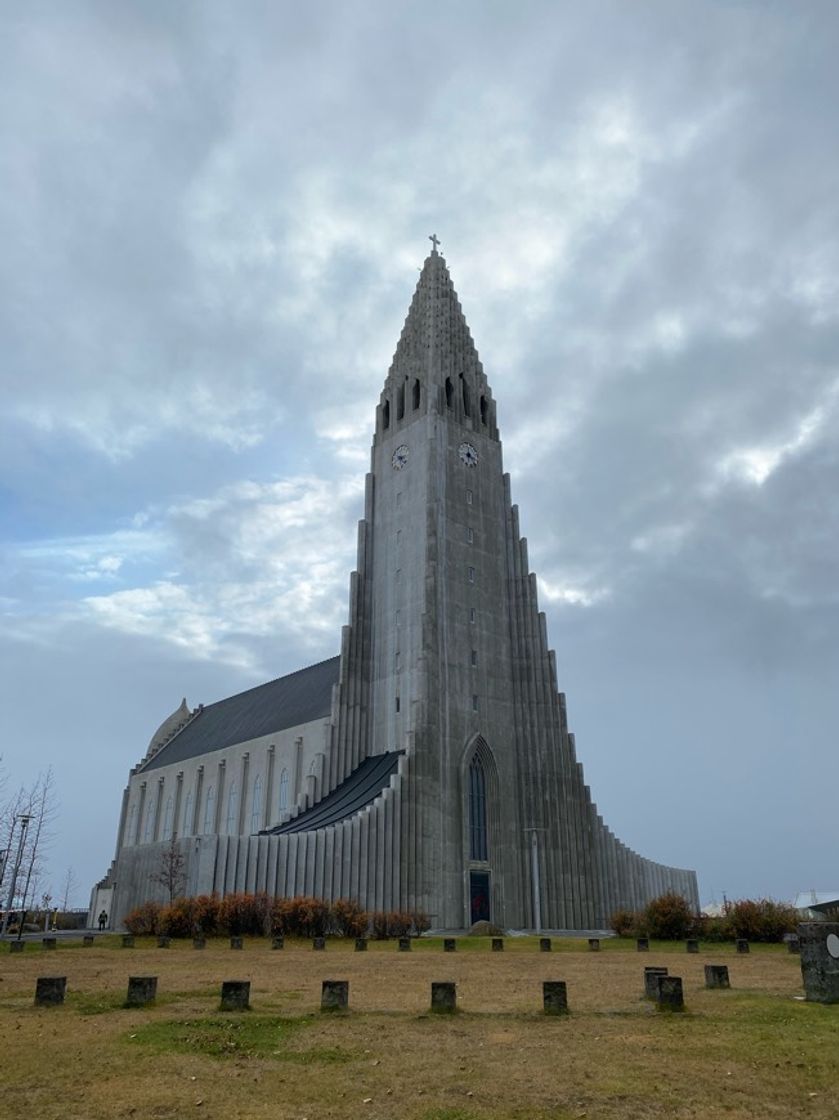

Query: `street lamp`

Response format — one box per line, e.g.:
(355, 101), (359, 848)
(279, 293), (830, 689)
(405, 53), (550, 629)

(0, 814), (33, 939)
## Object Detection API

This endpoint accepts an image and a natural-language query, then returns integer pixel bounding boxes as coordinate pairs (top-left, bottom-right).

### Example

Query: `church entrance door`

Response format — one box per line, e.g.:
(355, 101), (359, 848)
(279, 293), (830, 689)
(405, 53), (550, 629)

(469, 870), (490, 923)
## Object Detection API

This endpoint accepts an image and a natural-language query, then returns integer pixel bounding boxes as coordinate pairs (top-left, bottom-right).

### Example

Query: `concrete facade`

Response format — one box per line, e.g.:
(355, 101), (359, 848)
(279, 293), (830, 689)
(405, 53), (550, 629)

(92, 247), (699, 930)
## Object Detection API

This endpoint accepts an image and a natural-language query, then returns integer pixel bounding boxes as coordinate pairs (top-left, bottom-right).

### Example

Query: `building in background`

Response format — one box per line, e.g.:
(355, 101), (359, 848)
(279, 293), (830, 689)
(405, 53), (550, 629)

(91, 244), (698, 930)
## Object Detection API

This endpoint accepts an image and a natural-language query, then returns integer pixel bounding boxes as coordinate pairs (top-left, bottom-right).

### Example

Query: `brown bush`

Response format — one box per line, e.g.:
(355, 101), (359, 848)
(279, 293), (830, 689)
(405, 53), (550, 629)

(639, 892), (698, 940)
(123, 900), (162, 936)
(217, 891), (271, 936)
(273, 896), (331, 938)
(725, 898), (798, 942)
(332, 898), (368, 938)
(609, 907), (639, 937)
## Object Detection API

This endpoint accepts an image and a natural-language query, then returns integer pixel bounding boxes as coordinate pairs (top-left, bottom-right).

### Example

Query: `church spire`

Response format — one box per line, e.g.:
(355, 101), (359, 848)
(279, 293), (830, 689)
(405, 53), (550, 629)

(378, 241), (498, 439)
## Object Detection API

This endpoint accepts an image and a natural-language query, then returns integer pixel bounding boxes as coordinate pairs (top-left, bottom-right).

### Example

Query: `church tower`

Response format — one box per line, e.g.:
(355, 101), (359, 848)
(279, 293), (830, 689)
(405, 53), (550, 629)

(93, 242), (698, 931)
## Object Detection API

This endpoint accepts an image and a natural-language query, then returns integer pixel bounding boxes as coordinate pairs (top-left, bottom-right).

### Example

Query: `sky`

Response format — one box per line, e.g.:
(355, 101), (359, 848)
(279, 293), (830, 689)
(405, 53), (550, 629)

(1, 0), (837, 911)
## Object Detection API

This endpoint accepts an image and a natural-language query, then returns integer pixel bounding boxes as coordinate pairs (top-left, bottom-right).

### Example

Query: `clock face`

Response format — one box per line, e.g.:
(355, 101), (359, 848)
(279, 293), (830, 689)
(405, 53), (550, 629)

(392, 445), (409, 470)
(458, 442), (479, 467)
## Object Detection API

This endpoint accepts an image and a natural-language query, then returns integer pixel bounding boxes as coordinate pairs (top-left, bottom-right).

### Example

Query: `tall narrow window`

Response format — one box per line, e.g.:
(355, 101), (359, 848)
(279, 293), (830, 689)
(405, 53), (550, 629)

(395, 695), (401, 713)
(182, 792), (193, 836)
(472, 693), (479, 712)
(412, 378), (421, 409)
(250, 775), (263, 833)
(203, 785), (216, 835)
(466, 489), (473, 506)
(225, 782), (238, 834)
(471, 649), (478, 667)
(468, 566), (475, 583)
(469, 608), (476, 624)
(397, 382), (405, 420)
(469, 756), (488, 861)
(445, 377), (454, 408)
(461, 374), (471, 416)
(278, 768), (289, 813)
(480, 395), (488, 425)
(383, 399), (390, 429)
(162, 796), (174, 840)
(467, 527), (474, 543)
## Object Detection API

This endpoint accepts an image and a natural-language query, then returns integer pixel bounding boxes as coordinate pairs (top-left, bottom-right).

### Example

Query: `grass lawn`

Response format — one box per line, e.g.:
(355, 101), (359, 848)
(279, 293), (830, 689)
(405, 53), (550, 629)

(0, 936), (832, 1119)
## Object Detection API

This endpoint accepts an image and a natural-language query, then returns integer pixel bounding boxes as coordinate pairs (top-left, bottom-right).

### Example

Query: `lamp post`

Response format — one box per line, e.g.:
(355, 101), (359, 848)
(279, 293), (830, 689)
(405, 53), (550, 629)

(0, 814), (33, 939)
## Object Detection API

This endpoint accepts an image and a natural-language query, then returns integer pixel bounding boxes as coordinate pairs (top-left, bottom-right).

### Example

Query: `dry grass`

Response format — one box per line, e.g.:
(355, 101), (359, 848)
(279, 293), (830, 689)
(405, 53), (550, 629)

(0, 936), (833, 1120)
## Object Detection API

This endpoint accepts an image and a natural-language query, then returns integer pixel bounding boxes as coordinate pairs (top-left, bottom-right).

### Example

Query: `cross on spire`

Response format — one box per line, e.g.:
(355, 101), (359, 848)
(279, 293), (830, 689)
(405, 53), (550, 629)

(429, 233), (440, 253)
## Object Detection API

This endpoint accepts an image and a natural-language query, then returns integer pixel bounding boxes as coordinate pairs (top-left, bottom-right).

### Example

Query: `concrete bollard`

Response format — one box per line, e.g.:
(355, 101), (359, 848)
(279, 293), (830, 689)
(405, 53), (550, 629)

(83, 935), (94, 947)
(787, 936), (800, 954)
(637, 937), (649, 952)
(540, 937), (552, 952)
(736, 939), (749, 954)
(42, 937), (57, 951)
(398, 937), (411, 952)
(157, 935), (171, 949)
(193, 936), (206, 949)
(312, 937), (326, 951)
(443, 938), (456, 952)
(122, 934), (134, 948)
(321, 979), (349, 1011)
(686, 939), (699, 954)
(126, 976), (158, 1006)
(355, 938), (368, 952)
(220, 980), (250, 1011)
(431, 981), (457, 1013)
(230, 936), (243, 950)
(799, 922), (839, 1004)
(655, 976), (684, 1011)
(644, 966), (668, 999)
(35, 976), (66, 1006)
(543, 980), (568, 1015)
(492, 938), (504, 952)
(588, 938), (600, 952)
(9, 940), (24, 953)
(704, 964), (730, 989)
(271, 935), (284, 950)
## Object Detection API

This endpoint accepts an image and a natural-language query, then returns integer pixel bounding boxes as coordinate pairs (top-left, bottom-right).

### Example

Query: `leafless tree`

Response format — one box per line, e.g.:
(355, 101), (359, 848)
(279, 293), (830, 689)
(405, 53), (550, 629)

(150, 836), (187, 904)
(59, 866), (77, 912)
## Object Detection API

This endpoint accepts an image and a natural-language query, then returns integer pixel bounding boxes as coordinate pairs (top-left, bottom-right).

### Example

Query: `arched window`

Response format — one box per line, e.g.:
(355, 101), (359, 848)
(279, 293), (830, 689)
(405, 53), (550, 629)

(480, 395), (488, 425)
(445, 377), (454, 408)
(250, 775), (263, 833)
(382, 399), (390, 429)
(397, 382), (405, 420)
(468, 756), (488, 861)
(225, 782), (238, 834)
(412, 378), (421, 410)
(461, 374), (471, 417)
(162, 796), (174, 840)
(203, 785), (216, 835)
(182, 791), (193, 837)
(278, 768), (289, 813)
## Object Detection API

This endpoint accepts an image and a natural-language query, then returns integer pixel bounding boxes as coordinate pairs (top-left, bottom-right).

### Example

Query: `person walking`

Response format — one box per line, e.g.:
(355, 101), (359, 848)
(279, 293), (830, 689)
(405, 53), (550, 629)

(98, 910), (108, 931)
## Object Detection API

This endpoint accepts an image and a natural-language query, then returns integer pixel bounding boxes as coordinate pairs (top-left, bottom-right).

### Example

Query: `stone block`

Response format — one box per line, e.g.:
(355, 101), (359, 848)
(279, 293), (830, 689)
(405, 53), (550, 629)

(704, 964), (730, 989)
(655, 975), (684, 1011)
(686, 939), (699, 954)
(157, 936), (170, 948)
(492, 938), (504, 951)
(35, 976), (66, 1006)
(42, 937), (57, 950)
(83, 935), (94, 947)
(799, 922), (839, 1004)
(543, 980), (568, 1014)
(220, 980), (250, 1011)
(122, 934), (134, 948)
(644, 966), (668, 999)
(126, 976), (158, 1006)
(321, 979), (349, 1011)
(539, 937), (552, 952)
(636, 937), (649, 952)
(9, 940), (24, 953)
(313, 937), (326, 951)
(787, 936), (800, 955)
(398, 937), (411, 952)
(230, 936), (243, 950)
(271, 935), (284, 950)
(443, 938), (456, 952)
(588, 938), (600, 952)
(736, 939), (749, 954)
(355, 938), (368, 951)
(431, 981), (456, 1012)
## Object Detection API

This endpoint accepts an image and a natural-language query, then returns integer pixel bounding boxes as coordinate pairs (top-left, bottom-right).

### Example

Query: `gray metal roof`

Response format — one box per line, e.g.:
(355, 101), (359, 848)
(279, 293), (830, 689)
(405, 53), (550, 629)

(262, 751), (403, 835)
(140, 656), (340, 772)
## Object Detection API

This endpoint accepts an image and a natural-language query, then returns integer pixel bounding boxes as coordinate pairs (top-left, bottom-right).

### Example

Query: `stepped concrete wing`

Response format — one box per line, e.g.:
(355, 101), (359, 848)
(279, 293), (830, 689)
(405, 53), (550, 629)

(263, 751), (403, 834)
(140, 656), (340, 771)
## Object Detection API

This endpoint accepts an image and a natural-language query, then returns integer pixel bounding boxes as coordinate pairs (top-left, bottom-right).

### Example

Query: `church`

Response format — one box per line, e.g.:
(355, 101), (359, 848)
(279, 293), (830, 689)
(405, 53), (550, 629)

(91, 243), (699, 931)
